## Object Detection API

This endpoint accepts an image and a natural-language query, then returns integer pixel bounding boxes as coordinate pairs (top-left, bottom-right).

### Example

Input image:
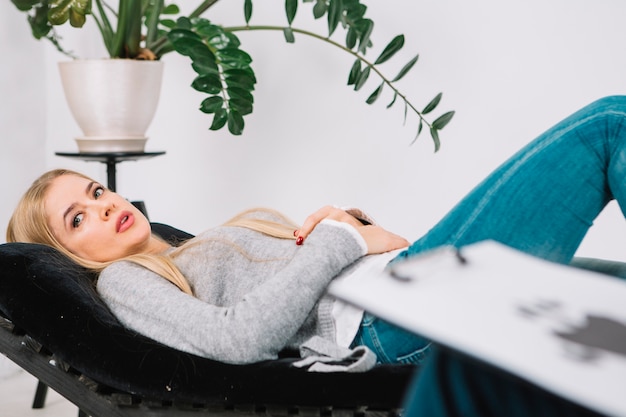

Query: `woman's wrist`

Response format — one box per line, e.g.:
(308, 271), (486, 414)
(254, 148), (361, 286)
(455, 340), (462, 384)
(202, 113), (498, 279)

(318, 219), (368, 256)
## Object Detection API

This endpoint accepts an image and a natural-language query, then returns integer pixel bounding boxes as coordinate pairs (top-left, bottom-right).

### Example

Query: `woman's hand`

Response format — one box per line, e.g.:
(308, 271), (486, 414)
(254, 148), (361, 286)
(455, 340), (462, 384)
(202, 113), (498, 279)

(295, 206), (409, 254)
(356, 225), (410, 254)
(297, 206), (363, 238)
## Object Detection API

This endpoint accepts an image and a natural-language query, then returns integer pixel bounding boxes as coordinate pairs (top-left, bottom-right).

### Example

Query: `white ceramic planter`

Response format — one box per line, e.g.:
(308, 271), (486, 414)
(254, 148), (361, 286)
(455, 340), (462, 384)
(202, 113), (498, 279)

(58, 59), (164, 153)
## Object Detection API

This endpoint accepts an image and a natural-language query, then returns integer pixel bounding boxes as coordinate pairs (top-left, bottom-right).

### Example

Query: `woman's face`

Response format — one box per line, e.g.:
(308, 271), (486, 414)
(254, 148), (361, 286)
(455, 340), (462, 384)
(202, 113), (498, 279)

(44, 174), (153, 262)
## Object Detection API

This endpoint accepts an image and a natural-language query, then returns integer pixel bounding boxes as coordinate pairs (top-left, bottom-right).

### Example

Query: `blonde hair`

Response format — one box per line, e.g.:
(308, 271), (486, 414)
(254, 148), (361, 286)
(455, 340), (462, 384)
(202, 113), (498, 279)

(7, 169), (298, 296)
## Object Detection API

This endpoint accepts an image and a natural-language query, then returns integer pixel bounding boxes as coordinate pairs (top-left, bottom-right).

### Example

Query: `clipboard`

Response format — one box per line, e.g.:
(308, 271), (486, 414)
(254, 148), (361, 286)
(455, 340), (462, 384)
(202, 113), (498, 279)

(328, 241), (626, 417)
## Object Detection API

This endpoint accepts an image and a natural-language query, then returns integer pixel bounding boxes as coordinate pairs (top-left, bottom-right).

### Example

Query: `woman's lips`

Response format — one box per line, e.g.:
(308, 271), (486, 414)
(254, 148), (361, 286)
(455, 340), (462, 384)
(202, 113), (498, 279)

(117, 211), (134, 233)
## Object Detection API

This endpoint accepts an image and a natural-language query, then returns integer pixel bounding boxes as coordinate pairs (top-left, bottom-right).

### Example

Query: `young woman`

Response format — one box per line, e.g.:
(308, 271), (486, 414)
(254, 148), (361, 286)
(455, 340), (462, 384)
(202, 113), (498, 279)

(8, 96), (625, 414)
(7, 169), (423, 370)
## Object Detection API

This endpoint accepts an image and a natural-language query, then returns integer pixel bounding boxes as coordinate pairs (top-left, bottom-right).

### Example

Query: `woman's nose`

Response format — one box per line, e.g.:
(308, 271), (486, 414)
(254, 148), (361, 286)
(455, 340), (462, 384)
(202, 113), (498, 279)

(93, 199), (115, 219)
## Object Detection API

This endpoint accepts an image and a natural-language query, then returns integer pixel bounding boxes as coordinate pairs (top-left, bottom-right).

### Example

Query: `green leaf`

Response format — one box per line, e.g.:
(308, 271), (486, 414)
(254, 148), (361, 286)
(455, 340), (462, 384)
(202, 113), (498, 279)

(225, 68), (257, 83)
(192, 74), (222, 94)
(228, 86), (254, 103)
(48, 0), (90, 27)
(159, 19), (176, 29)
(430, 127), (441, 152)
(225, 73), (256, 91)
(285, 0), (297, 25)
(29, 6), (53, 39)
(366, 82), (384, 105)
(411, 120), (424, 145)
(422, 93), (442, 115)
(347, 59), (361, 86)
(403, 101), (408, 125)
(11, 0), (40, 12)
(344, 1), (366, 21)
(374, 35), (404, 65)
(229, 97), (254, 116)
(354, 66), (370, 91)
(194, 21), (240, 49)
(191, 57), (219, 76)
(68, 6), (87, 27)
(244, 0), (252, 23)
(200, 96), (225, 114)
(327, 0), (342, 36)
(175, 16), (192, 30)
(386, 92), (398, 109)
(357, 19), (374, 54)
(392, 54), (419, 82)
(313, 0), (327, 19)
(283, 27), (295, 43)
(432, 111), (455, 130)
(210, 108), (228, 131)
(162, 4), (179, 14)
(346, 27), (357, 50)
(218, 49), (253, 71)
(227, 110), (245, 135)
(168, 29), (205, 57)
(218, 48), (253, 65)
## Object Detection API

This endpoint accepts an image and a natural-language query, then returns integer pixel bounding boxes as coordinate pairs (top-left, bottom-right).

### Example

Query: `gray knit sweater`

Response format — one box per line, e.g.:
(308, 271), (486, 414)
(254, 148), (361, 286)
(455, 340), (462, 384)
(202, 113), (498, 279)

(97, 210), (372, 368)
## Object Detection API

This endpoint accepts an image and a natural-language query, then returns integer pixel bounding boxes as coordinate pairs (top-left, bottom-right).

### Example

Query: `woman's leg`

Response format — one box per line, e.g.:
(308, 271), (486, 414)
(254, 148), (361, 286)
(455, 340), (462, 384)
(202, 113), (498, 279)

(350, 312), (432, 365)
(395, 95), (626, 264)
(392, 97), (626, 415)
(403, 347), (605, 417)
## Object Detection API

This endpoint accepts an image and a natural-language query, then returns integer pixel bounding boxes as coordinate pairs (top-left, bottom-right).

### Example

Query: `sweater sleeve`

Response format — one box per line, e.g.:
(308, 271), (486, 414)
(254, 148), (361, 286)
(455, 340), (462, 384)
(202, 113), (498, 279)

(96, 222), (366, 364)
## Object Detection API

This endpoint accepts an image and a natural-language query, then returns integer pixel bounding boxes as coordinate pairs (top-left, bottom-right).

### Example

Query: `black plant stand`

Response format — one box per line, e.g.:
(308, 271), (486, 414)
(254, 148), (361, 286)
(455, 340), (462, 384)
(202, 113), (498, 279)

(55, 151), (165, 192)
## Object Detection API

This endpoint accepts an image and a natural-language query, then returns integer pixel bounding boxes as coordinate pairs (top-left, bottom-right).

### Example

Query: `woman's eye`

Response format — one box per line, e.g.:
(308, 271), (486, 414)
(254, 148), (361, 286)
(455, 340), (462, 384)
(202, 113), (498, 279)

(94, 187), (104, 198)
(72, 213), (84, 228)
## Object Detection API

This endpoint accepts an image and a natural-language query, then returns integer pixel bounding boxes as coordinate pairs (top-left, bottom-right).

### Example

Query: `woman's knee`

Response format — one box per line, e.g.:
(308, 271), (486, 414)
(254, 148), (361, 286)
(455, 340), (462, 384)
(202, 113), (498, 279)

(583, 96), (626, 123)
(591, 95), (626, 109)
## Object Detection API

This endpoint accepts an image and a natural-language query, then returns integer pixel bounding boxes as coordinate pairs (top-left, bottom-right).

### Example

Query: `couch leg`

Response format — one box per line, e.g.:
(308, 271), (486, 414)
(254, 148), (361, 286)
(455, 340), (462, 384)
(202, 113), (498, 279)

(32, 380), (48, 409)
(32, 380), (88, 416)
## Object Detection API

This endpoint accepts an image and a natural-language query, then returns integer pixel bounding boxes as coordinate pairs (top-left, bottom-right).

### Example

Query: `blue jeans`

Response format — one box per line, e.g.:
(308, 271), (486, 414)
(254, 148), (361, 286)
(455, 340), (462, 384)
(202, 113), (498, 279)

(395, 95), (626, 264)
(403, 348), (605, 417)
(394, 96), (626, 416)
(357, 96), (626, 367)
(350, 312), (432, 365)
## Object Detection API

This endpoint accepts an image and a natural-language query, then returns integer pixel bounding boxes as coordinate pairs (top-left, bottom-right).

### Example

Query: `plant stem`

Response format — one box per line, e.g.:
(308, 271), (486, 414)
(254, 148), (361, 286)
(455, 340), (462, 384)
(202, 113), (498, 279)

(123, 0), (143, 57)
(93, 0), (115, 56)
(145, 0), (164, 45)
(108, 0), (132, 57)
(225, 24), (430, 128)
(148, 0), (218, 58)
(190, 0), (221, 18)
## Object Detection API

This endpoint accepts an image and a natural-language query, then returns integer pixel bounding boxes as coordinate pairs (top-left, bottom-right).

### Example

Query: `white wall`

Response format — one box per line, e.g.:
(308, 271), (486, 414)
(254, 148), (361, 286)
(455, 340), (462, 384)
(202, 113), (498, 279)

(1, 2), (47, 240)
(4, 2), (626, 253)
(0, 0), (48, 379)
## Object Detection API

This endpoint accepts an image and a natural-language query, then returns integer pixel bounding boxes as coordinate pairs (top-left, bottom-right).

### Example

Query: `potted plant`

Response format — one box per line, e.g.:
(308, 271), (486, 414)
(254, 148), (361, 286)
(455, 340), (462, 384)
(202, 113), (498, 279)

(11, 0), (454, 152)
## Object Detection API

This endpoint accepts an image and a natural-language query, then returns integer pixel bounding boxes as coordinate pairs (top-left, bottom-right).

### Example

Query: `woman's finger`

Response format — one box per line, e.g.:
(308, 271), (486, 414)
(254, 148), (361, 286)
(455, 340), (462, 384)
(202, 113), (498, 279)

(296, 206), (335, 242)
(296, 206), (360, 244)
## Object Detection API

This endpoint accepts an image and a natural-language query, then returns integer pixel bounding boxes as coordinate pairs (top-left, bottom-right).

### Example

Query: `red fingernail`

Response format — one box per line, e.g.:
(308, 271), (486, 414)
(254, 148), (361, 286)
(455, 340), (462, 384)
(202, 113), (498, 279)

(294, 229), (298, 237)
(296, 236), (304, 245)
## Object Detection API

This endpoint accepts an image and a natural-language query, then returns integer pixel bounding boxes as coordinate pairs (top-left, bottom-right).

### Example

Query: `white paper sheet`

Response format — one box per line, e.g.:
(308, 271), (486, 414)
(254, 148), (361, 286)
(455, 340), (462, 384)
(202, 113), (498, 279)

(329, 241), (626, 417)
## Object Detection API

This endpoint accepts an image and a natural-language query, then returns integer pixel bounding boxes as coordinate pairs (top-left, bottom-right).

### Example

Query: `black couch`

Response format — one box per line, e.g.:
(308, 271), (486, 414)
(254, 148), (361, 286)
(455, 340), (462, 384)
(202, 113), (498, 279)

(0, 223), (415, 417)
